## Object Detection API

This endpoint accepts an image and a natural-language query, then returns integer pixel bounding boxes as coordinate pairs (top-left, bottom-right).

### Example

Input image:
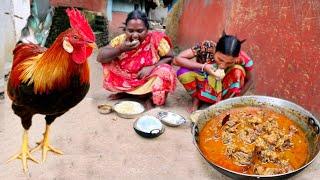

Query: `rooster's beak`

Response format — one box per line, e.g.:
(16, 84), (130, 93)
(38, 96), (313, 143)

(88, 42), (97, 49)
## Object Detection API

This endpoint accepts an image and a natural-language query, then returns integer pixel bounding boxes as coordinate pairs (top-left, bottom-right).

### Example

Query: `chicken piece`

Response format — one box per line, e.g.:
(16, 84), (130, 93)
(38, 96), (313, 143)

(224, 116), (239, 133)
(227, 143), (255, 166)
(222, 131), (233, 144)
(247, 116), (263, 124)
(255, 137), (268, 151)
(239, 128), (256, 144)
(240, 146), (255, 154)
(262, 131), (279, 145)
(262, 168), (282, 175)
(254, 165), (266, 175)
(254, 165), (285, 175)
(263, 119), (279, 133)
(279, 160), (294, 172)
(226, 125), (239, 133)
(260, 150), (278, 163)
(225, 143), (237, 157)
(253, 124), (263, 134)
(225, 120), (237, 127)
(233, 151), (253, 166)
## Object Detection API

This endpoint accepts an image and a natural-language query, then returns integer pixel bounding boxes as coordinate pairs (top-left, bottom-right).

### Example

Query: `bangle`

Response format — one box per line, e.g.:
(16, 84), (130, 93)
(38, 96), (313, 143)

(201, 63), (207, 72)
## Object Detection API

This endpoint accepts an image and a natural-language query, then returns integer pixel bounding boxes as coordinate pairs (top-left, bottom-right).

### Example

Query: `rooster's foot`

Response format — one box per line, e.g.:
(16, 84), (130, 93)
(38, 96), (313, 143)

(31, 125), (63, 162)
(7, 130), (39, 172)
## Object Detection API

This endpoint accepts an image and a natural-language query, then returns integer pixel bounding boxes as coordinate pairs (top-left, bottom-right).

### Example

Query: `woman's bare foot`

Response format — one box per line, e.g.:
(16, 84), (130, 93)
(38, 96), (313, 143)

(188, 98), (200, 113)
(108, 93), (128, 100)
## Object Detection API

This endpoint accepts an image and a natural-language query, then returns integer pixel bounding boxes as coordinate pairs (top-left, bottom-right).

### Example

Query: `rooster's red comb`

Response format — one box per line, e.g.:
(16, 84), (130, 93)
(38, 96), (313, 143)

(66, 8), (95, 42)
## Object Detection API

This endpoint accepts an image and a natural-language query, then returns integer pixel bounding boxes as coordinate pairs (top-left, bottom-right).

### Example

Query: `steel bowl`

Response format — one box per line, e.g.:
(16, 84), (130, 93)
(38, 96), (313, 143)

(191, 95), (320, 179)
(97, 104), (113, 114)
(133, 115), (165, 138)
(157, 111), (186, 127)
(113, 101), (145, 119)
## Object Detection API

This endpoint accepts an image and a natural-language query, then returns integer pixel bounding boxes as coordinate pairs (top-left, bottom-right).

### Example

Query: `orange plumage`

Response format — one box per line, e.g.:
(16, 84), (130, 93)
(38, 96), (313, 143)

(9, 30), (91, 95)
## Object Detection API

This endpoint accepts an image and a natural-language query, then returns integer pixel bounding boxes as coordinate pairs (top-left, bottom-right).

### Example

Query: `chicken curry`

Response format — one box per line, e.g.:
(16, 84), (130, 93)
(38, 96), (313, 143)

(199, 106), (309, 175)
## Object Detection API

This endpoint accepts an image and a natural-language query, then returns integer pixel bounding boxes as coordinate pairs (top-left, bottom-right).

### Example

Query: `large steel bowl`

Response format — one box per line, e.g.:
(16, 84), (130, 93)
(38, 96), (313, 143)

(190, 95), (320, 179)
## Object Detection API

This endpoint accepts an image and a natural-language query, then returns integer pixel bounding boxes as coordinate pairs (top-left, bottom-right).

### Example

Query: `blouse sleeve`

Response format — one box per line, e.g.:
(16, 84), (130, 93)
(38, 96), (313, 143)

(109, 34), (126, 48)
(158, 38), (171, 57)
(239, 51), (254, 71)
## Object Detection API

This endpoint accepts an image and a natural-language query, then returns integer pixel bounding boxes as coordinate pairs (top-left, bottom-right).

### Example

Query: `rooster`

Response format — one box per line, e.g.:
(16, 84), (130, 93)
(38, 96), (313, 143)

(6, 8), (96, 172)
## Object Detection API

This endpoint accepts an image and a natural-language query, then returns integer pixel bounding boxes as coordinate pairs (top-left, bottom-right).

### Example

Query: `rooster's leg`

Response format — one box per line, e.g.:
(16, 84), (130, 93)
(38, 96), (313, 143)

(7, 130), (39, 172)
(31, 125), (63, 162)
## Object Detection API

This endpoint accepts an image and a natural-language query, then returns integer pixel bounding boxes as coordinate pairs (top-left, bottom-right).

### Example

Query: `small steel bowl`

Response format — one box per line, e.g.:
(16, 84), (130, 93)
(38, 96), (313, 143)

(157, 111), (186, 127)
(113, 101), (145, 119)
(133, 115), (165, 138)
(97, 104), (113, 114)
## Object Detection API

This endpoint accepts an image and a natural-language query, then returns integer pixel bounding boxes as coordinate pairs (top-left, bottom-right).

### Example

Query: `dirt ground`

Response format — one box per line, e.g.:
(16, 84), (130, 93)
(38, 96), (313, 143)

(0, 51), (319, 179)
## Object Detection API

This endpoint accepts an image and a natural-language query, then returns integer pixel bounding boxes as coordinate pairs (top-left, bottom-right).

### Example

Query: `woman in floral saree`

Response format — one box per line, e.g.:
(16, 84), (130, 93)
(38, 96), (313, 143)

(174, 32), (253, 112)
(97, 10), (176, 107)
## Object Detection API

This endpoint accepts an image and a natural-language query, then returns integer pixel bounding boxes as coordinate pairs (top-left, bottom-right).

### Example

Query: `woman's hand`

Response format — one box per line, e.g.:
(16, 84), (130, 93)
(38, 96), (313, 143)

(204, 64), (225, 80)
(203, 64), (215, 75)
(119, 39), (140, 52)
(137, 65), (155, 79)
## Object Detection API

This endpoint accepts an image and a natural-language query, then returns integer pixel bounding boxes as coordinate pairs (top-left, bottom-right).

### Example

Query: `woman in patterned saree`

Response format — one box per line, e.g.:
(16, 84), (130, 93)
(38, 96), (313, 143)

(97, 10), (176, 108)
(174, 32), (253, 112)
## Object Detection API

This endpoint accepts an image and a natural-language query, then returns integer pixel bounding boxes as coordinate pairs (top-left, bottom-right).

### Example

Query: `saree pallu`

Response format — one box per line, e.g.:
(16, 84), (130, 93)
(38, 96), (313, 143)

(102, 32), (176, 105)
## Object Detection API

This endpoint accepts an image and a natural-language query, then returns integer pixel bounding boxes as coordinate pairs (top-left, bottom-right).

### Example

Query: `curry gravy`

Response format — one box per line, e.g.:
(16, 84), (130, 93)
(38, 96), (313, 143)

(199, 107), (309, 175)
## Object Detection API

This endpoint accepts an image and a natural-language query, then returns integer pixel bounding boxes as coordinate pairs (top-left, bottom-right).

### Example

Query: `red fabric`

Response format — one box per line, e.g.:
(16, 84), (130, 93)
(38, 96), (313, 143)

(102, 31), (176, 105)
(222, 68), (246, 99)
(180, 68), (245, 104)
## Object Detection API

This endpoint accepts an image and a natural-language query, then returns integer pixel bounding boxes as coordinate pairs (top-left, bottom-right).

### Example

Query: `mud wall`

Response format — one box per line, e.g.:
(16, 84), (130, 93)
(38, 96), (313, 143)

(177, 0), (320, 116)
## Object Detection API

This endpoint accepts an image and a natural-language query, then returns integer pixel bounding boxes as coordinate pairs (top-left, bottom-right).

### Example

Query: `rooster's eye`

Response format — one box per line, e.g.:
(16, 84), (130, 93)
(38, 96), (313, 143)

(73, 35), (78, 39)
